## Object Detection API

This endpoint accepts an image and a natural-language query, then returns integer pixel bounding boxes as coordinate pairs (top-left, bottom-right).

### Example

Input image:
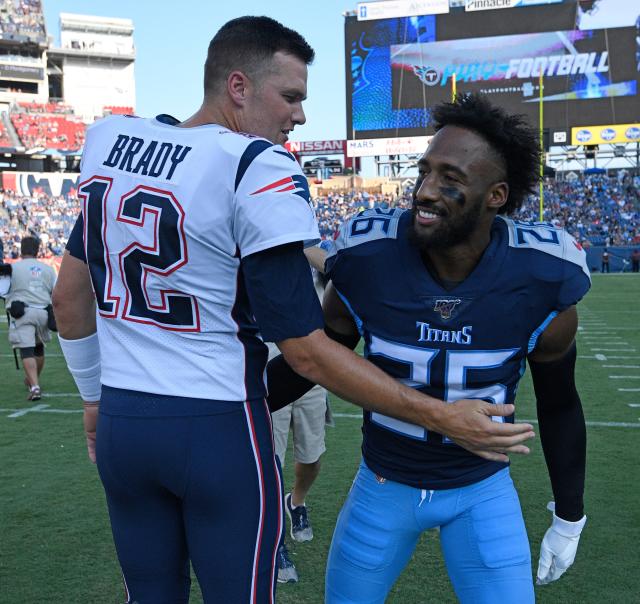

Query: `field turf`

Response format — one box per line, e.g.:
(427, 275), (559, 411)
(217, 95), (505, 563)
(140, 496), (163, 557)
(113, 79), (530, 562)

(1, 273), (638, 603)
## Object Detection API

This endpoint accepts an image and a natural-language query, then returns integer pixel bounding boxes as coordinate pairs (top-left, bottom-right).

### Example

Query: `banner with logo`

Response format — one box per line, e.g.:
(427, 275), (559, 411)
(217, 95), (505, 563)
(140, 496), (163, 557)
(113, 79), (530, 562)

(346, 136), (432, 157)
(285, 140), (347, 156)
(0, 172), (80, 197)
(357, 0), (449, 21)
(465, 0), (562, 12)
(571, 124), (640, 146)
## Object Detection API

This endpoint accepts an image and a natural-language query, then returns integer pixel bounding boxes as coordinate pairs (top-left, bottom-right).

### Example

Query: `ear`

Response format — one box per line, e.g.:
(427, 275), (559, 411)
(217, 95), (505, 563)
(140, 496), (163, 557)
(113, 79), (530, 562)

(227, 70), (250, 106)
(486, 181), (509, 211)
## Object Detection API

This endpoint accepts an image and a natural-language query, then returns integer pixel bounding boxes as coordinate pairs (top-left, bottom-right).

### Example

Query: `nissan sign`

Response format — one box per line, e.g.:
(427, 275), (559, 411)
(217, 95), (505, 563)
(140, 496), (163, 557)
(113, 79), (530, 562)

(285, 140), (347, 156)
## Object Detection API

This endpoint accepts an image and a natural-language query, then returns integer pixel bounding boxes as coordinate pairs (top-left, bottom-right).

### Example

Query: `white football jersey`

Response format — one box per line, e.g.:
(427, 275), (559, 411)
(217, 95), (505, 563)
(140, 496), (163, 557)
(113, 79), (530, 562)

(78, 115), (319, 401)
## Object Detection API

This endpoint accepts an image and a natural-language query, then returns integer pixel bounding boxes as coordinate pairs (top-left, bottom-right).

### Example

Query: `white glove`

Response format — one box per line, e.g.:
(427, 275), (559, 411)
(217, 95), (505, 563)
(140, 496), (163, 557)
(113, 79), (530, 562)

(536, 501), (586, 585)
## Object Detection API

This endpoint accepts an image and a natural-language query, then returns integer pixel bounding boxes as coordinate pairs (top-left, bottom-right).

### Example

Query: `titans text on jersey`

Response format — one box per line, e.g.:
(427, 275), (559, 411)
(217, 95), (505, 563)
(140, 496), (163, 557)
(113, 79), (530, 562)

(325, 208), (590, 490)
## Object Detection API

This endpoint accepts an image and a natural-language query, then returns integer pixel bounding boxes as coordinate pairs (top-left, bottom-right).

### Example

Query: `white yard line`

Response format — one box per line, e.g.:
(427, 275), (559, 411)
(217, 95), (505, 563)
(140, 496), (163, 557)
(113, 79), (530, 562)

(591, 348), (636, 352)
(603, 365), (640, 369)
(609, 376), (640, 379)
(0, 406), (82, 415)
(619, 388), (640, 392)
(7, 404), (50, 418)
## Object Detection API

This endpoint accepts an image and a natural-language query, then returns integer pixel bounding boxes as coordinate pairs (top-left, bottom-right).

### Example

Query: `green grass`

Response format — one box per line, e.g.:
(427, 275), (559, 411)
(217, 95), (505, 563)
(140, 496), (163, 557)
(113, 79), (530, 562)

(1, 273), (639, 603)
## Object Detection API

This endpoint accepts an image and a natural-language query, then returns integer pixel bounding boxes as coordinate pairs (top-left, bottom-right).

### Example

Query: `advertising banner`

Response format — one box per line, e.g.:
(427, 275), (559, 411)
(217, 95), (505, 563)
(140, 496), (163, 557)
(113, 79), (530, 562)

(0, 63), (44, 81)
(346, 135), (432, 157)
(357, 0), (449, 21)
(571, 123), (640, 145)
(465, 0), (563, 12)
(285, 140), (347, 156)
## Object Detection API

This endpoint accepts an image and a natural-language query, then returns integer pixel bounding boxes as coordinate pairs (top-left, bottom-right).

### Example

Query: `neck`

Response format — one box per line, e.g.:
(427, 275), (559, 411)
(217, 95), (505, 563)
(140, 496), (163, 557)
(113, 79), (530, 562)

(179, 96), (240, 132)
(422, 230), (491, 283)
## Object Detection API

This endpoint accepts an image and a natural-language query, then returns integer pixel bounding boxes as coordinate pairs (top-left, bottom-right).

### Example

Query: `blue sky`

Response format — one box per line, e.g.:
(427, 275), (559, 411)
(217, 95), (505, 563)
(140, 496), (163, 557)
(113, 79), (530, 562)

(43, 1), (357, 143)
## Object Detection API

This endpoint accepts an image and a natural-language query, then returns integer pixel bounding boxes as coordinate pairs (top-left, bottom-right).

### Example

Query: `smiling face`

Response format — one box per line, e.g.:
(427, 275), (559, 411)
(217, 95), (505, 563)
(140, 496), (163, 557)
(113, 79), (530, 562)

(410, 125), (508, 251)
(240, 51), (308, 145)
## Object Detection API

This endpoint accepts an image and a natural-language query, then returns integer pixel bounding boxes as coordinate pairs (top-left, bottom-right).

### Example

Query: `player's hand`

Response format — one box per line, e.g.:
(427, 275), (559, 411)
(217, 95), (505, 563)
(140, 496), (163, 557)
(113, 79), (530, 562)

(439, 399), (535, 462)
(83, 401), (99, 463)
(536, 502), (586, 585)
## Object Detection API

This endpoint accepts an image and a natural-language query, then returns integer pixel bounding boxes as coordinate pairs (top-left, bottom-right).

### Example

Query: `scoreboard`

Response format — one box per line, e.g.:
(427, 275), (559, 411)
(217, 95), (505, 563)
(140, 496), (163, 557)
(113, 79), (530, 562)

(345, 0), (639, 141)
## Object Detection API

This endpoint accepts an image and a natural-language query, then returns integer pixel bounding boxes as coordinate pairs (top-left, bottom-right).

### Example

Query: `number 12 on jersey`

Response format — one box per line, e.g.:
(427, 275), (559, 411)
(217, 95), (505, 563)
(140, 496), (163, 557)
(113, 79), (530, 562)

(79, 176), (200, 331)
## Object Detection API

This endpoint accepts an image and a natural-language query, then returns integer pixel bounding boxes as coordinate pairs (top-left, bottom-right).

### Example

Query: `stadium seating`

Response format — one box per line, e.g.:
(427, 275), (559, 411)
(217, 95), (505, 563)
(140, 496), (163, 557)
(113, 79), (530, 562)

(10, 102), (86, 150)
(1, 173), (638, 262)
(103, 105), (134, 115)
(0, 0), (46, 42)
(0, 120), (14, 148)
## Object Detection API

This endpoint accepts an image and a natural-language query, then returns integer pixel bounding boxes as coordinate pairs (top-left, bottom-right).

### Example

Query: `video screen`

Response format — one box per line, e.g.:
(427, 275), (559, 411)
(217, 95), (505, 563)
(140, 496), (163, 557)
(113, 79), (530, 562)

(345, 0), (640, 140)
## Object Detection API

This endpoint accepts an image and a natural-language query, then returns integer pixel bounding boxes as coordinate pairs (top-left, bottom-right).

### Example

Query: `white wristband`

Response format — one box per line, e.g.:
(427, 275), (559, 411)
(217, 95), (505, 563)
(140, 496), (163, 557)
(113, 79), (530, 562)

(58, 332), (102, 402)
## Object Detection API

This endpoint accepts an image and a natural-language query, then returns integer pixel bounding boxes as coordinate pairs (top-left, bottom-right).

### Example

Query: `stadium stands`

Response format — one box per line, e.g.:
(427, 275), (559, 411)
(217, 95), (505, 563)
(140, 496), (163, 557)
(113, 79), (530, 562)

(0, 118), (14, 148)
(0, 0), (46, 42)
(10, 102), (86, 150)
(2, 172), (637, 262)
(103, 105), (134, 115)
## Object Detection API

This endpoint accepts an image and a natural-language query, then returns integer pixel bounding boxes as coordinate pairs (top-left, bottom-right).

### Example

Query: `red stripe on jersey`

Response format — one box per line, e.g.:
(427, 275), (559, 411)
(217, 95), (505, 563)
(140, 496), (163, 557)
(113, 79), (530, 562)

(244, 402), (266, 603)
(275, 184), (296, 193)
(250, 176), (292, 195)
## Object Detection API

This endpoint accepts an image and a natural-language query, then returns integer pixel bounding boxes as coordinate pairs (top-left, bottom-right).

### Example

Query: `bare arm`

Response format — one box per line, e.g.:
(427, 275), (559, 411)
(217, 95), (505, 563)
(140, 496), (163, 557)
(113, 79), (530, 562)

(303, 246), (327, 273)
(528, 305), (577, 363)
(52, 251), (99, 462)
(278, 283), (535, 462)
(52, 251), (96, 339)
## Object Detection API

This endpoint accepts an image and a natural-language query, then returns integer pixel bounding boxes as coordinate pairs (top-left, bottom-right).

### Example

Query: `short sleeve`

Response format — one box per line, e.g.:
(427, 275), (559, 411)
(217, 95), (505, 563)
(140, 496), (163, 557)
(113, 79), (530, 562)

(233, 144), (319, 257)
(66, 213), (86, 262)
(557, 234), (591, 311)
(241, 242), (324, 342)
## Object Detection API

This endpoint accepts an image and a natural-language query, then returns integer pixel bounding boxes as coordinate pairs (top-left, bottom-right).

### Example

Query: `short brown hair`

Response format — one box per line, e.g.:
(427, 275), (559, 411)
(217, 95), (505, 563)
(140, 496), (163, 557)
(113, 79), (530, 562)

(204, 16), (314, 97)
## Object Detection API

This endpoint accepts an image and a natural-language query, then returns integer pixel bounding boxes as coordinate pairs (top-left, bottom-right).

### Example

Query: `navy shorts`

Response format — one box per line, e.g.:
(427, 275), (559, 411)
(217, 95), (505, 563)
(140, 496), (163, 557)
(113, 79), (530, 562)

(96, 386), (283, 604)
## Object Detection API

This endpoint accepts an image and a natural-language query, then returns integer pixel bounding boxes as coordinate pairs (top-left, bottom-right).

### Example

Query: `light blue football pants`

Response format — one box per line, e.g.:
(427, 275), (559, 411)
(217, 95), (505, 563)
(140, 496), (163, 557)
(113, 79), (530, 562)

(326, 461), (534, 603)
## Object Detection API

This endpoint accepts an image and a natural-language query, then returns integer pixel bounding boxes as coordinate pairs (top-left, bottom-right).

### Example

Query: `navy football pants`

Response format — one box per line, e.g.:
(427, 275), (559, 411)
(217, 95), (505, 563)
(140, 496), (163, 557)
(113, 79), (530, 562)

(96, 387), (283, 604)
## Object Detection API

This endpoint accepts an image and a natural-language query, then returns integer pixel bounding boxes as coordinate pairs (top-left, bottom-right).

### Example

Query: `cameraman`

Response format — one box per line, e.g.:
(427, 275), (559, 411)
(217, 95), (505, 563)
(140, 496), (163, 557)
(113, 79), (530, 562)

(5, 236), (56, 400)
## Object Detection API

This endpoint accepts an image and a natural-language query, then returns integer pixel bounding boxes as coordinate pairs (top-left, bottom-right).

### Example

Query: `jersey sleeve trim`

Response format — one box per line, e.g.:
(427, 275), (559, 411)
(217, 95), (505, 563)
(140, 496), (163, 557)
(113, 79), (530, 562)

(241, 231), (320, 258)
(528, 311), (558, 354)
(335, 287), (364, 336)
(235, 139), (274, 192)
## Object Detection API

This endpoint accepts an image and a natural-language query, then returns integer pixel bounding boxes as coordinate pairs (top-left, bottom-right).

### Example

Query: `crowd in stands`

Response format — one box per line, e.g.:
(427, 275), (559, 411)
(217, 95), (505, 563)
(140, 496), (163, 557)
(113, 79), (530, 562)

(0, 102), (136, 152)
(517, 172), (640, 247)
(1, 188), (78, 258)
(103, 106), (134, 116)
(1, 172), (639, 261)
(0, 0), (45, 42)
(0, 121), (13, 148)
(10, 101), (86, 150)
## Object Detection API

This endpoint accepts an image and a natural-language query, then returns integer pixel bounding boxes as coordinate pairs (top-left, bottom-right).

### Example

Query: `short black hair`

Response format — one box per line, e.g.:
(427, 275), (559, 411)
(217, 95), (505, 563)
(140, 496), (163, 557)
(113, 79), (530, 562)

(204, 16), (315, 97)
(431, 93), (540, 215)
(20, 236), (40, 257)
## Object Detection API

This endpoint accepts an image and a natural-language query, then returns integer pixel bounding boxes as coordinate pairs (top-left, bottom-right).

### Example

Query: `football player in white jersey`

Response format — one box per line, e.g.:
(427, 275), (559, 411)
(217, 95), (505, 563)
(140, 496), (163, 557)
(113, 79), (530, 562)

(53, 17), (535, 604)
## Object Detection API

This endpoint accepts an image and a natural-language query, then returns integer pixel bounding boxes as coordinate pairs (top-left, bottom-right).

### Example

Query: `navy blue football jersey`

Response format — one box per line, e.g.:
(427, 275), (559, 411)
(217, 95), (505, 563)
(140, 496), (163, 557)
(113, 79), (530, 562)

(325, 208), (591, 490)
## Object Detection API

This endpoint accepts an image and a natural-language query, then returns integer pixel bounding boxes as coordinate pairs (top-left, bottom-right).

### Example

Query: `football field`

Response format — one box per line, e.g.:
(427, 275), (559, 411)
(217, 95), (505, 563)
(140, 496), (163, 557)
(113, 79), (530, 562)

(1, 273), (638, 603)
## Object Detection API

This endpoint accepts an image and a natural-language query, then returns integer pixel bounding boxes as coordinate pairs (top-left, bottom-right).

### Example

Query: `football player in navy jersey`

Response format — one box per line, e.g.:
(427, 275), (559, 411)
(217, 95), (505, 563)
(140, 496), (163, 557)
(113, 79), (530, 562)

(52, 18), (535, 604)
(270, 93), (589, 603)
